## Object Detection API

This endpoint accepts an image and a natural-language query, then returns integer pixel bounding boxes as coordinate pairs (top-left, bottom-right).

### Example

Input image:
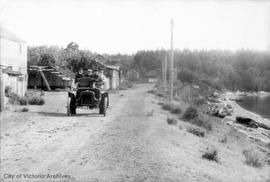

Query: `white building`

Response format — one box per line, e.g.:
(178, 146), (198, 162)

(0, 26), (27, 110)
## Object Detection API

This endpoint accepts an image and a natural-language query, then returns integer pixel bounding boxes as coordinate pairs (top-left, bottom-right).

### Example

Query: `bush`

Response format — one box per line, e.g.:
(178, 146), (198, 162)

(21, 107), (29, 112)
(162, 103), (172, 111)
(187, 127), (205, 137)
(19, 97), (28, 105)
(191, 116), (212, 131)
(161, 103), (182, 114)
(5, 86), (12, 97)
(147, 90), (155, 94)
(167, 118), (178, 125)
(183, 106), (198, 120)
(170, 107), (182, 114)
(202, 149), (219, 162)
(158, 102), (164, 106)
(8, 92), (21, 105)
(243, 150), (264, 168)
(28, 96), (45, 105)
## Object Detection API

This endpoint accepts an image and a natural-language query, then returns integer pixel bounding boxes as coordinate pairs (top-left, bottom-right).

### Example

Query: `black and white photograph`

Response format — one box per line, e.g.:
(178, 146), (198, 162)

(0, 0), (270, 181)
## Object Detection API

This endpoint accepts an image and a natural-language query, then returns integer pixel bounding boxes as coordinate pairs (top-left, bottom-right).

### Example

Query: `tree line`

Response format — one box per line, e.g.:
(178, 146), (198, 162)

(27, 43), (270, 92)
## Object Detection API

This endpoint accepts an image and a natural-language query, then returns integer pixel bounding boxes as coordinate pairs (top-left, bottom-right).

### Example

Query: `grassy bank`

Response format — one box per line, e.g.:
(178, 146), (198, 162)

(148, 81), (270, 175)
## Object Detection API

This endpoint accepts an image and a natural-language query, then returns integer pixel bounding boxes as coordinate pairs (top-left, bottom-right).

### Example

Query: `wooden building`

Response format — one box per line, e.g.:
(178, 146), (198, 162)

(28, 66), (73, 90)
(0, 26), (27, 110)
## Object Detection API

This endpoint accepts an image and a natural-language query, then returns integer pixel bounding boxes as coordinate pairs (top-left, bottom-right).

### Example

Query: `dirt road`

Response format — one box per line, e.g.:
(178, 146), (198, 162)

(1, 84), (269, 182)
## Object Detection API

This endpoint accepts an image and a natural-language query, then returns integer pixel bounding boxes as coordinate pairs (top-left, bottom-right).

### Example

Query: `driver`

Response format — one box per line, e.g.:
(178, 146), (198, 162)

(75, 67), (84, 85)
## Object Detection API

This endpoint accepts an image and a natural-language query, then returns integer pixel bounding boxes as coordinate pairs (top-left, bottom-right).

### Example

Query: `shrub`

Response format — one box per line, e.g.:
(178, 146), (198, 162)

(161, 103), (182, 114)
(162, 103), (172, 111)
(187, 127), (205, 137)
(8, 92), (21, 105)
(167, 118), (178, 125)
(19, 97), (28, 105)
(21, 107), (29, 112)
(191, 116), (212, 131)
(147, 90), (155, 94)
(243, 150), (264, 168)
(202, 149), (219, 162)
(5, 86), (12, 97)
(28, 96), (45, 105)
(158, 102), (164, 106)
(182, 106), (198, 120)
(170, 107), (182, 114)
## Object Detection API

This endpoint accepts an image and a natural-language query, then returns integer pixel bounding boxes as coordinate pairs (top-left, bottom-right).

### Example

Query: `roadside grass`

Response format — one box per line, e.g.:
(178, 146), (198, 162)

(243, 150), (265, 168)
(187, 127), (205, 137)
(148, 89), (167, 98)
(219, 136), (228, 143)
(202, 149), (219, 163)
(146, 109), (154, 117)
(167, 118), (178, 125)
(182, 107), (212, 131)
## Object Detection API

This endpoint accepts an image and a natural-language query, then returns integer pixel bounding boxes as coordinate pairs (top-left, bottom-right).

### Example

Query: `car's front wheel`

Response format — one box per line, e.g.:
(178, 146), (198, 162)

(99, 97), (107, 116)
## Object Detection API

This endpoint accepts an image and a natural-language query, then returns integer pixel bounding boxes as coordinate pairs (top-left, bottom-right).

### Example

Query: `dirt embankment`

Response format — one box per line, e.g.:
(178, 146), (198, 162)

(1, 84), (270, 182)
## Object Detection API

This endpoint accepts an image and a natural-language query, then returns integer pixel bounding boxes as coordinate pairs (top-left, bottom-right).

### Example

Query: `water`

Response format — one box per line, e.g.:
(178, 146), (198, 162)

(237, 93), (270, 119)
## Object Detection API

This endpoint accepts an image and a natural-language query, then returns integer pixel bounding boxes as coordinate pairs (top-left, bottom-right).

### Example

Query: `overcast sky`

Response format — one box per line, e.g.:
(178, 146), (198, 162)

(0, 0), (269, 54)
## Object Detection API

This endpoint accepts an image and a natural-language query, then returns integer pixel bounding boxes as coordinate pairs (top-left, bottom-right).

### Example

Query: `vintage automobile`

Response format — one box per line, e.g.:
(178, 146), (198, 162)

(67, 77), (109, 116)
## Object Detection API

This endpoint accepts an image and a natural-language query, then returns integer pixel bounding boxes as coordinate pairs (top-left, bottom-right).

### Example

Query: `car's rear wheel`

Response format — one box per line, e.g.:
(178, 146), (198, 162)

(67, 94), (76, 116)
(103, 97), (107, 116)
(67, 96), (71, 116)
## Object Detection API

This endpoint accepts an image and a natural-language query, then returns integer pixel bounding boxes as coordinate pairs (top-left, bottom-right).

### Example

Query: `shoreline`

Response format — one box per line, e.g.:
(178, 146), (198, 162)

(220, 93), (270, 144)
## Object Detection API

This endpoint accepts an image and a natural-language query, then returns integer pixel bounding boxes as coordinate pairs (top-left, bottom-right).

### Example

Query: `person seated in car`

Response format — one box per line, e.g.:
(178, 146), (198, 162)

(84, 69), (92, 78)
(75, 67), (84, 85)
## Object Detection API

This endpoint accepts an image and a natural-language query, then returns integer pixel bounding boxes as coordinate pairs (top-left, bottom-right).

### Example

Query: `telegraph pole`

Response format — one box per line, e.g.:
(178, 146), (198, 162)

(0, 24), (3, 111)
(164, 53), (167, 92)
(169, 19), (174, 103)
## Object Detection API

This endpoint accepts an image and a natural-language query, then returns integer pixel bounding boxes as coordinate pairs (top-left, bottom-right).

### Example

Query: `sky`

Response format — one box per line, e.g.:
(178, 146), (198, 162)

(0, 0), (269, 54)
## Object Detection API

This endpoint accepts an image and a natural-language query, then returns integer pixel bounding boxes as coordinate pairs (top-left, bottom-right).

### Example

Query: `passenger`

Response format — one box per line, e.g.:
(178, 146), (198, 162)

(98, 68), (106, 90)
(84, 69), (92, 78)
(75, 68), (84, 85)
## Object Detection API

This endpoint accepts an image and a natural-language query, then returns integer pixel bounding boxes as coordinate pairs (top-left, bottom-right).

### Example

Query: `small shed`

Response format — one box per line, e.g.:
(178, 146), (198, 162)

(145, 70), (159, 83)
(28, 66), (73, 90)
(105, 65), (121, 90)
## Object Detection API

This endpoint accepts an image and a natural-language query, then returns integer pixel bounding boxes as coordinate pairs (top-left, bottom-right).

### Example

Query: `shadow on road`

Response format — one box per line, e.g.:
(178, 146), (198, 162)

(36, 112), (104, 117)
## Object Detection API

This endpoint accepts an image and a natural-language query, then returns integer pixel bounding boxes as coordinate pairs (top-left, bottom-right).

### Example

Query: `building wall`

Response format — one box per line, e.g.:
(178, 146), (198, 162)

(0, 37), (27, 74)
(110, 70), (120, 89)
(0, 36), (27, 103)
(2, 73), (27, 97)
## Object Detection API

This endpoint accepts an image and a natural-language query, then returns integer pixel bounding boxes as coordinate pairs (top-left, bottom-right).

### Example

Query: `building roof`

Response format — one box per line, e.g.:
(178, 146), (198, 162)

(3, 67), (23, 76)
(0, 26), (26, 43)
(105, 65), (121, 71)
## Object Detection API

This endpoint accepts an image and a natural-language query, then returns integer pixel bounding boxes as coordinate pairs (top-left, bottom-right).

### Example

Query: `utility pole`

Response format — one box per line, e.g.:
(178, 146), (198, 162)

(170, 19), (174, 103)
(164, 53), (167, 92)
(0, 25), (3, 111)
